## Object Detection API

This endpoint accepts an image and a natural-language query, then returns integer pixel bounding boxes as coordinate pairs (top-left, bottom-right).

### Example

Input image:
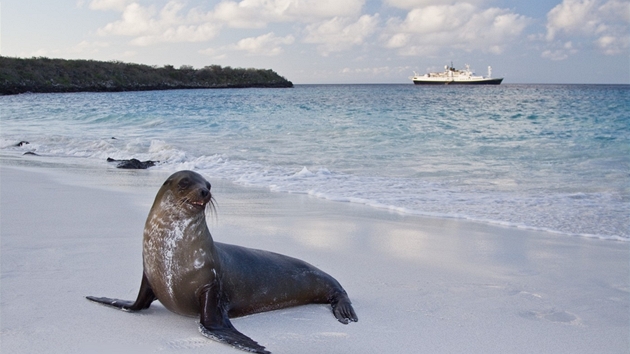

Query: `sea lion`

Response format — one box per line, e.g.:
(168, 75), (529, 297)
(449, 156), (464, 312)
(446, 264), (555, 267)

(106, 157), (158, 169)
(87, 170), (358, 354)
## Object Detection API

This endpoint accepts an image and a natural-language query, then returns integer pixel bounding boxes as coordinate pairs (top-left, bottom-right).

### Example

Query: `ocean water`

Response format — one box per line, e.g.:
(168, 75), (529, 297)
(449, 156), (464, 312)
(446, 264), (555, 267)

(1, 84), (628, 240)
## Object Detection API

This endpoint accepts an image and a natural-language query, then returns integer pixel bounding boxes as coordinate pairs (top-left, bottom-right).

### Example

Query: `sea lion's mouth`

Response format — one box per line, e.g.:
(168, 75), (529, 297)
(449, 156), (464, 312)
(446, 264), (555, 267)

(182, 196), (209, 210)
(190, 201), (206, 207)
(181, 186), (214, 214)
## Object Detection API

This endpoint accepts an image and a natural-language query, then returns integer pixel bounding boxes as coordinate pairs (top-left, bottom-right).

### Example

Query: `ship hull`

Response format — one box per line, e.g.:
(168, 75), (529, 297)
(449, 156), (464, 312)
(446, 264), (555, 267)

(412, 78), (503, 85)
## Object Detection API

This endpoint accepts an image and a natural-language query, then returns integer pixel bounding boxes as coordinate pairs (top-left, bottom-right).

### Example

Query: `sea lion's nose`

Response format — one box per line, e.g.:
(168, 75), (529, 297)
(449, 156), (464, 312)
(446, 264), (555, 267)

(200, 188), (210, 198)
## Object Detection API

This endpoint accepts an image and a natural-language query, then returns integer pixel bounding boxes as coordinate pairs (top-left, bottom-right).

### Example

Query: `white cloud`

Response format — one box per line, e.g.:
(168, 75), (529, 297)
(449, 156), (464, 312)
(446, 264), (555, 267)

(211, 1), (268, 28)
(384, 0), (485, 10)
(199, 47), (227, 59)
(303, 14), (380, 56)
(92, 0), (367, 47)
(390, 4), (476, 35)
(212, 0), (365, 26)
(97, 3), (157, 37)
(383, 3), (530, 55)
(89, 0), (135, 11)
(70, 40), (110, 54)
(386, 33), (410, 48)
(131, 23), (221, 46)
(199, 32), (294, 57)
(231, 32), (295, 56)
(542, 41), (577, 60)
(545, 0), (629, 56)
(96, 1), (220, 45)
(546, 0), (599, 41)
(596, 35), (627, 55)
(541, 49), (568, 61)
(341, 65), (412, 75)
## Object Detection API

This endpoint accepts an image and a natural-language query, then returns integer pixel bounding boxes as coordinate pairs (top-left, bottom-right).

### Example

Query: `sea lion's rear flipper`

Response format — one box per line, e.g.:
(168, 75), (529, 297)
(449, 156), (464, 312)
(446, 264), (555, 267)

(198, 282), (270, 354)
(331, 292), (359, 324)
(86, 272), (156, 311)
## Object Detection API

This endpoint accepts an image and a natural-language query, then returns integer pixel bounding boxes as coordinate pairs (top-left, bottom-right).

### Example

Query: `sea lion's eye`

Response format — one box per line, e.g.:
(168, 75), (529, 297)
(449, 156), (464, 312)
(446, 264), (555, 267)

(178, 178), (190, 189)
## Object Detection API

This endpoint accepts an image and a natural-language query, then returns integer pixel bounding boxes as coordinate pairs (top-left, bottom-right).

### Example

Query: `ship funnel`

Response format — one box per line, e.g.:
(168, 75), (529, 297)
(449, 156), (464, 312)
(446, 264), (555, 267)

(488, 66), (492, 78)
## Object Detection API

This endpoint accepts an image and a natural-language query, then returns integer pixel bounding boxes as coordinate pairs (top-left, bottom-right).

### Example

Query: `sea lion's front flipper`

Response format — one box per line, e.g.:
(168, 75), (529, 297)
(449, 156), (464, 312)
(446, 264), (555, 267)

(198, 281), (270, 354)
(86, 272), (156, 311)
(198, 324), (270, 354)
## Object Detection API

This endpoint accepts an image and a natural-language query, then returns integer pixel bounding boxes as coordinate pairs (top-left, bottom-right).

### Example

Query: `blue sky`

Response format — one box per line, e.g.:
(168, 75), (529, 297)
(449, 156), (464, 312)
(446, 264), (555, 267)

(1, 0), (628, 84)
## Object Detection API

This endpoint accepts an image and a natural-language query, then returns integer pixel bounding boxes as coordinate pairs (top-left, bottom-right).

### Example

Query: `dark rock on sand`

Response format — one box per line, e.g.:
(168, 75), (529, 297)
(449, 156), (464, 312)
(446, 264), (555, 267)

(107, 157), (158, 169)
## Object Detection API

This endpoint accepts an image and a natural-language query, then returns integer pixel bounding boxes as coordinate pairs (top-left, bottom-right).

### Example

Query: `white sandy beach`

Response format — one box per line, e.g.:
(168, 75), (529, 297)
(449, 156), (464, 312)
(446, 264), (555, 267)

(1, 159), (628, 354)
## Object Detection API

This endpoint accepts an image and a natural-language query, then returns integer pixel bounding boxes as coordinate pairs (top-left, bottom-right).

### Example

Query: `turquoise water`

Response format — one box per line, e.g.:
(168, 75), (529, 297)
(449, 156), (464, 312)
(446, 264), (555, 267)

(1, 84), (628, 240)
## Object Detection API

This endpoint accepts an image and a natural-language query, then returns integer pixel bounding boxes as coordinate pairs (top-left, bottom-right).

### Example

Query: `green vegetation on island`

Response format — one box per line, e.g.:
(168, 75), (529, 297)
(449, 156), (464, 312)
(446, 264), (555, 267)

(0, 56), (293, 95)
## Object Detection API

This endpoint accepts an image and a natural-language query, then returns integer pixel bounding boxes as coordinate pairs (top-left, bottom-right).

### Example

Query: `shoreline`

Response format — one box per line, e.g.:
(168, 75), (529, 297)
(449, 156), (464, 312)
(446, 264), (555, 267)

(2, 151), (626, 243)
(1, 162), (628, 353)
(2, 83), (627, 241)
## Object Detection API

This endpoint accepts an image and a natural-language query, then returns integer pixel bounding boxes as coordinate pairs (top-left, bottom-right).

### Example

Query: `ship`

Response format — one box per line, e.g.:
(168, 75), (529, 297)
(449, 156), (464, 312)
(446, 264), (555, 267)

(410, 64), (503, 85)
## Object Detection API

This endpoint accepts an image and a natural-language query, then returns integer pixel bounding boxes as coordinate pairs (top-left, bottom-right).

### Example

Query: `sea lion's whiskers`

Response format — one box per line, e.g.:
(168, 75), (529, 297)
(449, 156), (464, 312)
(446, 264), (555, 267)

(206, 197), (218, 223)
(177, 198), (191, 209)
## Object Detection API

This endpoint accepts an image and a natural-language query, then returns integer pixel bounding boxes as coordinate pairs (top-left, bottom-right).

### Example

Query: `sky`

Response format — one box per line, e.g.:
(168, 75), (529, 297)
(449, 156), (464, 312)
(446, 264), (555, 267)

(1, 0), (628, 84)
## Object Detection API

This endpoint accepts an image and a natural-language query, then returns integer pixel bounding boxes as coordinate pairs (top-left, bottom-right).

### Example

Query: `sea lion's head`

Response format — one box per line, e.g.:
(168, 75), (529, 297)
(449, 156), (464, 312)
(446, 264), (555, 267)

(153, 170), (215, 218)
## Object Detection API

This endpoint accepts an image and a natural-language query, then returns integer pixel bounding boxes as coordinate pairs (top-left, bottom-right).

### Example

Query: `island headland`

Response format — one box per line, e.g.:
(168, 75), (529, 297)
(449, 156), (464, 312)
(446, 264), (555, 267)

(0, 56), (293, 95)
